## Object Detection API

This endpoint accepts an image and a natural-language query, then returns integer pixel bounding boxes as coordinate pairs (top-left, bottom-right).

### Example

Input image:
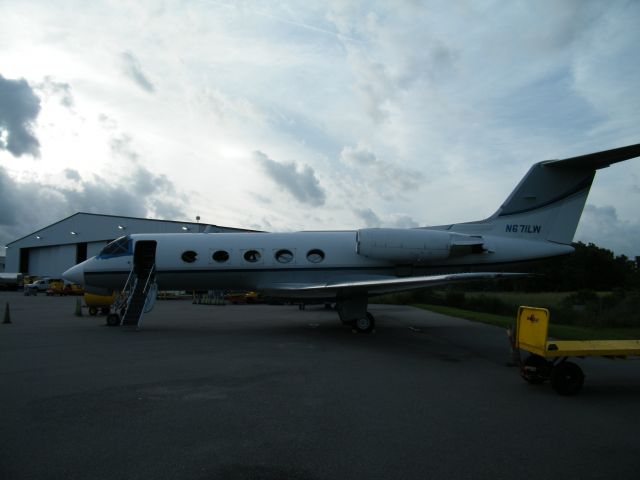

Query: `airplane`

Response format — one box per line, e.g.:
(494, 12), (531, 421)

(64, 143), (640, 331)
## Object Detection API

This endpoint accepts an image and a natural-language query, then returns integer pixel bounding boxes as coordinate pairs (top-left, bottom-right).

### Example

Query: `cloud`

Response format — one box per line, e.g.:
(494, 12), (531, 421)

(64, 169), (81, 181)
(254, 150), (326, 206)
(340, 144), (424, 196)
(354, 207), (419, 229)
(35, 76), (74, 108)
(132, 166), (174, 196)
(109, 133), (139, 161)
(575, 204), (640, 258)
(120, 51), (155, 93)
(0, 74), (41, 157)
(107, 133), (177, 196)
(0, 164), (187, 247)
(347, 49), (395, 123)
(328, 6), (459, 124)
(354, 208), (381, 227)
(389, 213), (419, 229)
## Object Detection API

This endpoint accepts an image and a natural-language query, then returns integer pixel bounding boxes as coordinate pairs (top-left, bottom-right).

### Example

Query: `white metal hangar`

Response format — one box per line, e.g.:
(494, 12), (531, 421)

(4, 212), (256, 278)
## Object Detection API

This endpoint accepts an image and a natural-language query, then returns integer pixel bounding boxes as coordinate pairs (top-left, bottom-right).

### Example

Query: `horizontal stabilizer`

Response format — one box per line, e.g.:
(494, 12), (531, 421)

(542, 143), (640, 170)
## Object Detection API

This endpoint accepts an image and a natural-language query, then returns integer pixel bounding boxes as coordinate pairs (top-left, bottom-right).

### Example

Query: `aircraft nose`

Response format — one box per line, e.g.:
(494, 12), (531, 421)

(63, 262), (85, 285)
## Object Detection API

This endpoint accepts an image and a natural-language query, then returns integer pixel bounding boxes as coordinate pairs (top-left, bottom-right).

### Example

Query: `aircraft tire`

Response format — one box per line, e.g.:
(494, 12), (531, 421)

(520, 354), (549, 384)
(551, 361), (584, 395)
(353, 312), (375, 334)
(106, 314), (120, 327)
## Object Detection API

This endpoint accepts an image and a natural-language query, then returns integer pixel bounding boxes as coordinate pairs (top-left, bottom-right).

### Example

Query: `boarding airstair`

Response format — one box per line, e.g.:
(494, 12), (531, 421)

(108, 241), (157, 329)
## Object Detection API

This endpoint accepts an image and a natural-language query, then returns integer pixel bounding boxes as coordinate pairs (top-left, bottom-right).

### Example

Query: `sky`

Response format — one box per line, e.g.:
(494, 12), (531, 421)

(0, 0), (639, 258)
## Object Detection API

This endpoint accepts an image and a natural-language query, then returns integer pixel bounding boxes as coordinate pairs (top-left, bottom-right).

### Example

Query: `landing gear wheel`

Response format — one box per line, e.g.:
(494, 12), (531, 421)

(521, 354), (550, 384)
(353, 312), (375, 334)
(551, 361), (584, 395)
(106, 313), (120, 327)
(88, 306), (98, 316)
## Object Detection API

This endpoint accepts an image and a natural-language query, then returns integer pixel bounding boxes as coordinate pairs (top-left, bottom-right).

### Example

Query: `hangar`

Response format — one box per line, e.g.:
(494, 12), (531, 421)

(4, 212), (255, 278)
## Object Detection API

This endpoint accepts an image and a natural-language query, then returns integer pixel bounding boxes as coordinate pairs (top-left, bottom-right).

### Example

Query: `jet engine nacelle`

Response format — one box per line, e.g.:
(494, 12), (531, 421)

(356, 228), (485, 263)
(356, 228), (453, 262)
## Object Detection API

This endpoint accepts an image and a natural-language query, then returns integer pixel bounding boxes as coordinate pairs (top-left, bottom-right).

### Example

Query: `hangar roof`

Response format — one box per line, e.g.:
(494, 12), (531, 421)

(7, 212), (258, 249)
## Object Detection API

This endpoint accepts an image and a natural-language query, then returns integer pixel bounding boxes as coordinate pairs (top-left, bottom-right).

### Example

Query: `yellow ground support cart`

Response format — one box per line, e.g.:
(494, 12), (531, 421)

(511, 306), (640, 395)
(84, 292), (117, 316)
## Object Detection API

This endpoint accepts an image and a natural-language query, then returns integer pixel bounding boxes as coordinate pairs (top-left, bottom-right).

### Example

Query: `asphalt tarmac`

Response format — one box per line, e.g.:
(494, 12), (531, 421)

(1, 291), (639, 480)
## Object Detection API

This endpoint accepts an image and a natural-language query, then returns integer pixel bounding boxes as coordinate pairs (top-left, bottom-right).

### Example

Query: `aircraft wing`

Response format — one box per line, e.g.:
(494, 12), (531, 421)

(257, 272), (527, 299)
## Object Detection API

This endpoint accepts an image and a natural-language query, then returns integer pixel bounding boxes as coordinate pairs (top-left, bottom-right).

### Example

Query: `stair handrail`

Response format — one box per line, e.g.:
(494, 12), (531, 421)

(142, 263), (156, 293)
(113, 263), (137, 314)
(122, 264), (136, 294)
(136, 263), (157, 329)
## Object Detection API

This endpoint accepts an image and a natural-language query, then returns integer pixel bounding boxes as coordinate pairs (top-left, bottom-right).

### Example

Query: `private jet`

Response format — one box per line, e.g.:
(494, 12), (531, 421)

(64, 143), (640, 331)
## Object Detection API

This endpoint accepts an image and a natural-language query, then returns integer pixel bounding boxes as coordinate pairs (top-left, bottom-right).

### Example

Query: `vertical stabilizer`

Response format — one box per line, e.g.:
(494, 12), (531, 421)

(446, 144), (640, 245)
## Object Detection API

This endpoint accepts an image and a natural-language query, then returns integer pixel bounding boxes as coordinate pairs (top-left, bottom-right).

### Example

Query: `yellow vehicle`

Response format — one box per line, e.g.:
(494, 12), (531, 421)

(66, 283), (84, 295)
(46, 280), (66, 296)
(84, 292), (117, 316)
(224, 291), (260, 304)
(46, 280), (84, 296)
(511, 306), (640, 395)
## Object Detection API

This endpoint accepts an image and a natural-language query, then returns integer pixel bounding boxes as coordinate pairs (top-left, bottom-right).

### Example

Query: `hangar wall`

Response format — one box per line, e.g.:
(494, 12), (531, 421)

(27, 245), (77, 278)
(5, 212), (253, 278)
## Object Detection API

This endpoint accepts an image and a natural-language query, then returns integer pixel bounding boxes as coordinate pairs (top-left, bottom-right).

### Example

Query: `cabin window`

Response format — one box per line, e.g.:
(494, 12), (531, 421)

(212, 250), (230, 263)
(306, 249), (325, 263)
(243, 250), (261, 263)
(181, 250), (198, 263)
(275, 249), (294, 264)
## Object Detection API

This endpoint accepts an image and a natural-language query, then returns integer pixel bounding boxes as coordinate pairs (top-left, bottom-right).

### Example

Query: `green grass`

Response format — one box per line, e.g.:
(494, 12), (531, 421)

(414, 304), (640, 340)
(464, 291), (570, 309)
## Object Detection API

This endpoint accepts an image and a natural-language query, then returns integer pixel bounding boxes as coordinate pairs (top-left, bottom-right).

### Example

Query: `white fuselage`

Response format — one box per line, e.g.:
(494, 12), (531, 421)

(72, 230), (573, 295)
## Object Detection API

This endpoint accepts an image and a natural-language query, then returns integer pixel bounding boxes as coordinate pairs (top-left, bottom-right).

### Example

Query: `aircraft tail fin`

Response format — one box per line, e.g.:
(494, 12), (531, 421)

(456, 144), (640, 245)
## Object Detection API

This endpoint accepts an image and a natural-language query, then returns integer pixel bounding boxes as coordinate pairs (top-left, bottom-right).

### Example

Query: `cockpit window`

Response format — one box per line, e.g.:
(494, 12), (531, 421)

(99, 236), (132, 257)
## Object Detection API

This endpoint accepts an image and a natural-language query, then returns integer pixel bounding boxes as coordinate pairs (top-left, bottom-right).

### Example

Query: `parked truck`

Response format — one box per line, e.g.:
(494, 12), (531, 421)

(0, 273), (23, 291)
(25, 278), (63, 295)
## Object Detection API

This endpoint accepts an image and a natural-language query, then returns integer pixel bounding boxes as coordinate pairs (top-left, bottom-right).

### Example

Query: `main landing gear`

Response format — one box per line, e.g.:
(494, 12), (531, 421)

(336, 295), (376, 334)
(352, 312), (376, 334)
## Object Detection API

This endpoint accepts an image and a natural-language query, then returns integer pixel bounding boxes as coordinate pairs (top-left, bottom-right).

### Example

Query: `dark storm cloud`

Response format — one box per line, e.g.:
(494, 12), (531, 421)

(0, 74), (41, 157)
(0, 165), (187, 246)
(120, 51), (155, 93)
(254, 151), (326, 206)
